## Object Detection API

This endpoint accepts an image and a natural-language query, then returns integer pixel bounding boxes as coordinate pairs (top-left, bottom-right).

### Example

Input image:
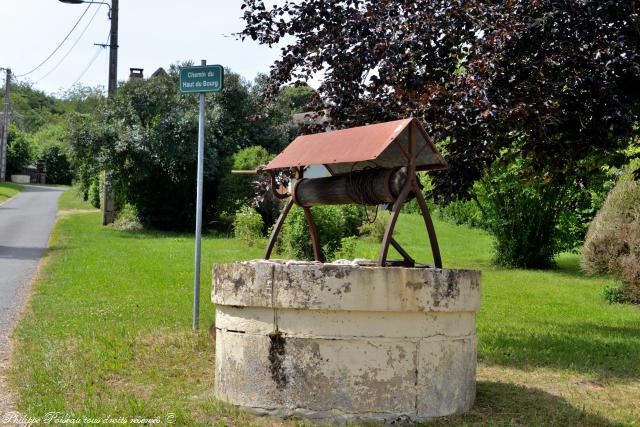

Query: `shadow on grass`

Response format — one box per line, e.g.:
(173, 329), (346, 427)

(480, 320), (640, 380)
(547, 258), (598, 282)
(429, 381), (620, 427)
(111, 228), (233, 240)
(476, 258), (640, 380)
(476, 252), (603, 282)
(480, 254), (595, 282)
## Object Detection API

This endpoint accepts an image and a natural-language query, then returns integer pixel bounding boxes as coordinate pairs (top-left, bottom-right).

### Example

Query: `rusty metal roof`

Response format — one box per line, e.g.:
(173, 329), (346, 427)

(263, 118), (447, 174)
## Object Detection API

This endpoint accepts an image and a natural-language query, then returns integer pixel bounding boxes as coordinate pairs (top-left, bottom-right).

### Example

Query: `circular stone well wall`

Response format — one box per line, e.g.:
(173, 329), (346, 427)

(212, 260), (481, 424)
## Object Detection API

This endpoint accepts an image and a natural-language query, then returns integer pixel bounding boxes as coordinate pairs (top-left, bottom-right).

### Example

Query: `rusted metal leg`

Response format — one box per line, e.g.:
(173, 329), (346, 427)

(303, 206), (324, 262)
(378, 183), (412, 266)
(412, 184), (443, 268)
(264, 198), (294, 260)
(390, 238), (415, 267)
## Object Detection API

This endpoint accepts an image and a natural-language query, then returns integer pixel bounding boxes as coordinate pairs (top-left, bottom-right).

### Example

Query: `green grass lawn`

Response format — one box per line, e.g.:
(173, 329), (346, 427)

(57, 186), (95, 210)
(8, 202), (640, 425)
(0, 182), (23, 204)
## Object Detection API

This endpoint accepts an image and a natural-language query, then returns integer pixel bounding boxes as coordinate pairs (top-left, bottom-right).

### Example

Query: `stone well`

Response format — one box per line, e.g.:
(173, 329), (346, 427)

(212, 260), (481, 424)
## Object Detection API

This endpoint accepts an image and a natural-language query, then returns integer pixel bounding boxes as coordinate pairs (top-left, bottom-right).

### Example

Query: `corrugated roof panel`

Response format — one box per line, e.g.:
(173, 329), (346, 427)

(264, 118), (446, 173)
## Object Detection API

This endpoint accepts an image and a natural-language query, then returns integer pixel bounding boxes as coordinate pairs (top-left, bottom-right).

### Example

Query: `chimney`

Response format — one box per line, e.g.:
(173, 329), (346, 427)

(129, 68), (144, 79)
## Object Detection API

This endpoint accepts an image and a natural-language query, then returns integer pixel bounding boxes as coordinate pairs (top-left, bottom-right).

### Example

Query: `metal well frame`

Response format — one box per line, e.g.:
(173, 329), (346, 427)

(253, 118), (446, 268)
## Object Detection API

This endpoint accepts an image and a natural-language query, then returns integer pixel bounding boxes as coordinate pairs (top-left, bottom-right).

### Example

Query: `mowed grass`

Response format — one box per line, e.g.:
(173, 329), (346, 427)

(57, 186), (95, 210)
(9, 191), (640, 426)
(10, 210), (268, 425)
(0, 182), (23, 203)
(362, 215), (640, 426)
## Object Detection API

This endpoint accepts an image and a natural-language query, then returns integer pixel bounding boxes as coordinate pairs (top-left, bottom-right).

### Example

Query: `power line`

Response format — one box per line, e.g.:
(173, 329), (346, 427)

(71, 48), (104, 86)
(16, 3), (92, 77)
(71, 31), (110, 87)
(35, 4), (102, 84)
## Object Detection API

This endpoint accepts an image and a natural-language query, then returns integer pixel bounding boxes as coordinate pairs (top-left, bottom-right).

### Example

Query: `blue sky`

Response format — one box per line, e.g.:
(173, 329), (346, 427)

(0, 1), (286, 94)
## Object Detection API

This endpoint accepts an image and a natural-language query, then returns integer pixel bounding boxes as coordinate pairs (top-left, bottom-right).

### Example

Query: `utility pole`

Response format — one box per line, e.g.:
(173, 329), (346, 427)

(102, 0), (118, 224)
(0, 68), (11, 182)
(58, 0), (118, 222)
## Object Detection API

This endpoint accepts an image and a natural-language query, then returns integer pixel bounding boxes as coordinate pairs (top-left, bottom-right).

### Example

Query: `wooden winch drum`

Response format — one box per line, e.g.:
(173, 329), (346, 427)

(292, 167), (409, 207)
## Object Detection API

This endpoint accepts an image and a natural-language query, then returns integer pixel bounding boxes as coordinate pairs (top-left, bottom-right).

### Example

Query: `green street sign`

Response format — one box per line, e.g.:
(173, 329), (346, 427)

(179, 65), (224, 93)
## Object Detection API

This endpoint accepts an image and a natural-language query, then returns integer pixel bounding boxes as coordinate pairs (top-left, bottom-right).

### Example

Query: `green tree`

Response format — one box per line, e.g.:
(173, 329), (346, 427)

(66, 113), (106, 201)
(252, 78), (318, 153)
(214, 146), (273, 217)
(1, 81), (64, 133)
(240, 0), (640, 268)
(41, 145), (72, 185)
(255, 79), (317, 125)
(67, 64), (290, 231)
(58, 83), (105, 115)
(5, 125), (34, 176)
(31, 122), (66, 149)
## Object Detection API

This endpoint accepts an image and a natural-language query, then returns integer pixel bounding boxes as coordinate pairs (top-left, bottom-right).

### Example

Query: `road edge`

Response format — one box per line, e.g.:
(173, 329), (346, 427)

(0, 183), (25, 208)
(0, 191), (60, 425)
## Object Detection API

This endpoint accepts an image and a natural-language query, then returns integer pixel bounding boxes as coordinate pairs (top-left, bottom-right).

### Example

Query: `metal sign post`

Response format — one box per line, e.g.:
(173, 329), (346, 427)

(179, 60), (224, 332)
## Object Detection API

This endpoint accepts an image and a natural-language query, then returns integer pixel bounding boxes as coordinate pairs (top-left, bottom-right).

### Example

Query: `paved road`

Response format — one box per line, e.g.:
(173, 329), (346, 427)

(0, 185), (64, 355)
(0, 185), (63, 427)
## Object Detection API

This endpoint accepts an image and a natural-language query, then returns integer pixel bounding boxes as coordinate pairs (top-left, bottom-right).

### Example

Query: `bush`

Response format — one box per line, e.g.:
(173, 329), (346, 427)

(602, 283), (626, 304)
(214, 146), (280, 231)
(401, 198), (419, 214)
(437, 199), (484, 228)
(279, 205), (362, 261)
(215, 146), (273, 216)
(477, 160), (568, 268)
(111, 204), (143, 231)
(582, 166), (640, 303)
(41, 144), (73, 184)
(233, 207), (264, 247)
(88, 175), (102, 209)
(340, 204), (365, 236)
(358, 210), (390, 242)
(332, 236), (358, 261)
